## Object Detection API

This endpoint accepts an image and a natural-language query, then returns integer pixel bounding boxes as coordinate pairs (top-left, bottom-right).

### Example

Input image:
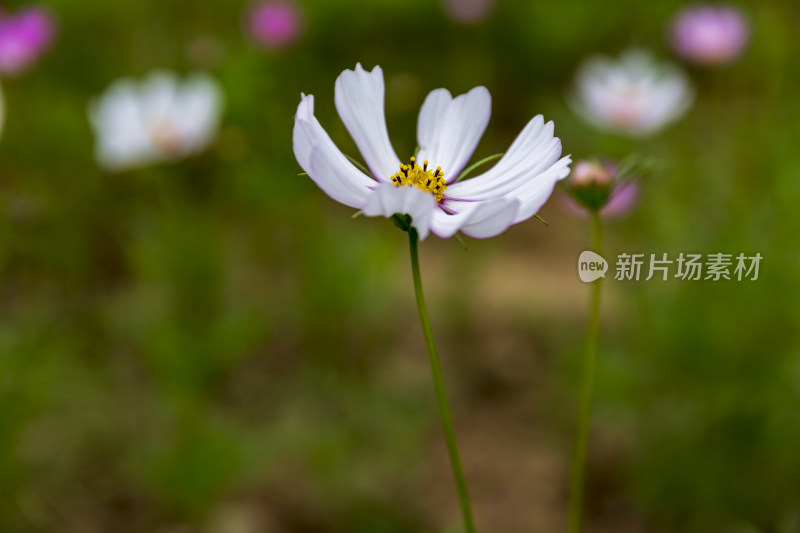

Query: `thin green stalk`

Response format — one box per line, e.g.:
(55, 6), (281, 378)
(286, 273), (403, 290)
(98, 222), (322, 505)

(408, 228), (476, 533)
(345, 153), (371, 176)
(567, 210), (603, 533)
(453, 153), (504, 183)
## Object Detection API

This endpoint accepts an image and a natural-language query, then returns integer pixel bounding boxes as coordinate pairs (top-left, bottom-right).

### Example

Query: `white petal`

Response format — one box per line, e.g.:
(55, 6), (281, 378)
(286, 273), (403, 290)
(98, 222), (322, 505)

(292, 93), (314, 168)
(88, 79), (158, 171)
(642, 68), (693, 133)
(334, 64), (400, 182)
(293, 95), (375, 209)
(173, 73), (224, 153)
(446, 198), (521, 239)
(508, 155), (572, 224)
(429, 202), (479, 239)
(416, 88), (452, 154)
(447, 115), (561, 200)
(429, 196), (521, 239)
(416, 86), (490, 182)
(362, 183), (436, 240)
(138, 70), (179, 128)
(430, 115), (572, 236)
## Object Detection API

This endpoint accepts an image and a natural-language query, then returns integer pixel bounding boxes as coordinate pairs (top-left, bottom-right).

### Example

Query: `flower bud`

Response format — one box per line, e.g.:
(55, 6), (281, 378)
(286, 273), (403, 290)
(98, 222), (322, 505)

(562, 159), (640, 218)
(569, 160), (613, 189)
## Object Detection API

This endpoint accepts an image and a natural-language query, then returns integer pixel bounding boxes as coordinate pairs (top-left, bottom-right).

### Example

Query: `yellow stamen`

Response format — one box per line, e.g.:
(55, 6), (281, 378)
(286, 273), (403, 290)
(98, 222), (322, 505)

(390, 156), (447, 202)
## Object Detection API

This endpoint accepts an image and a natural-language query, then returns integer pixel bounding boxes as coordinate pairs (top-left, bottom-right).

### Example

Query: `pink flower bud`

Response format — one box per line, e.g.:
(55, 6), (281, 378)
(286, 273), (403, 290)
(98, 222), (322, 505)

(568, 160), (613, 189)
(562, 160), (640, 219)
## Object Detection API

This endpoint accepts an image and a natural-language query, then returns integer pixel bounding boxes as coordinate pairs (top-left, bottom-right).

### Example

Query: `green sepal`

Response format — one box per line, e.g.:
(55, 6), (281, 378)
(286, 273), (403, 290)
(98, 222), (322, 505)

(390, 213), (412, 232)
(562, 181), (613, 211)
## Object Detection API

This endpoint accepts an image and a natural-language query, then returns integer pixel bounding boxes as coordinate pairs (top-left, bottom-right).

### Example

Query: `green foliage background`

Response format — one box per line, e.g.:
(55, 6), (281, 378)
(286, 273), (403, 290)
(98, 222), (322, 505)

(1, 0), (798, 532)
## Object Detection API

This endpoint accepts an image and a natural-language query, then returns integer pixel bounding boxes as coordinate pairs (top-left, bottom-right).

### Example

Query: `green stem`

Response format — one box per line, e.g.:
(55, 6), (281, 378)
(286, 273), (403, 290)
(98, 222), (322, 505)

(408, 228), (477, 533)
(567, 210), (603, 533)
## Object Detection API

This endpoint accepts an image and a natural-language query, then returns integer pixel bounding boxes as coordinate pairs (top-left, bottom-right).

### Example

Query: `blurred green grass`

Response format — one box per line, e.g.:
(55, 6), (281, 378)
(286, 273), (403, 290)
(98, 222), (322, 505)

(1, 0), (799, 532)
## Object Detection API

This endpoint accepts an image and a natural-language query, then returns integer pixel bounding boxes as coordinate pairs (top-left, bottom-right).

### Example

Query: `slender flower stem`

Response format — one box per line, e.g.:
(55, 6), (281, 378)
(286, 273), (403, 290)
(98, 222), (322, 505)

(567, 210), (603, 533)
(408, 228), (477, 533)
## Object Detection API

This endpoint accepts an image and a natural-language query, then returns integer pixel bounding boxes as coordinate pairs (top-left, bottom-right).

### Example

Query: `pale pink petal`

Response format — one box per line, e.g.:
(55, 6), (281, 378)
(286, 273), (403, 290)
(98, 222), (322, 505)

(508, 155), (572, 224)
(416, 88), (453, 157)
(416, 86), (491, 182)
(446, 115), (562, 199)
(362, 183), (436, 240)
(173, 73), (224, 153)
(459, 197), (521, 239)
(293, 94), (375, 208)
(334, 64), (400, 182)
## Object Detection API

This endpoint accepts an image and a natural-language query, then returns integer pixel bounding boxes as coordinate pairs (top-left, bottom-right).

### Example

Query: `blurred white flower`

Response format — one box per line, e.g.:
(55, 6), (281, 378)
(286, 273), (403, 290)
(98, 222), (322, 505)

(293, 64), (571, 240)
(572, 50), (693, 137)
(88, 70), (224, 172)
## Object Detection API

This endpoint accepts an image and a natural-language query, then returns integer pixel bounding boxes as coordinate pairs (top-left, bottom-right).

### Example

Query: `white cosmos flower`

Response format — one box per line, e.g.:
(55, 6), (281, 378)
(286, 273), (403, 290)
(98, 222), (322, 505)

(88, 70), (223, 172)
(293, 64), (572, 240)
(572, 50), (693, 137)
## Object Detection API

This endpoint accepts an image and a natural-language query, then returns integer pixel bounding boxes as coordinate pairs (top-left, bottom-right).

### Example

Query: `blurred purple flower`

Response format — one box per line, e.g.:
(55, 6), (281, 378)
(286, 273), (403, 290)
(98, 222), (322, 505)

(671, 5), (749, 67)
(246, 1), (304, 50)
(442, 0), (495, 24)
(561, 160), (640, 219)
(0, 6), (56, 76)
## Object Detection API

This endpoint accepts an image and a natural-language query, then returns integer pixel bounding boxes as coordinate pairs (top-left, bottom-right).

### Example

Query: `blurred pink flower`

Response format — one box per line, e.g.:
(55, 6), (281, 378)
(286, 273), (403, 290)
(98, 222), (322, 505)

(0, 6), (56, 76)
(442, 0), (495, 24)
(670, 5), (749, 66)
(561, 160), (640, 219)
(246, 1), (304, 50)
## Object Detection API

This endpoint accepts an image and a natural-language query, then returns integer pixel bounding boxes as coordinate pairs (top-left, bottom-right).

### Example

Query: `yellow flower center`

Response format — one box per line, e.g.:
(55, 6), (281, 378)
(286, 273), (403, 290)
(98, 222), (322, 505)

(390, 157), (447, 202)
